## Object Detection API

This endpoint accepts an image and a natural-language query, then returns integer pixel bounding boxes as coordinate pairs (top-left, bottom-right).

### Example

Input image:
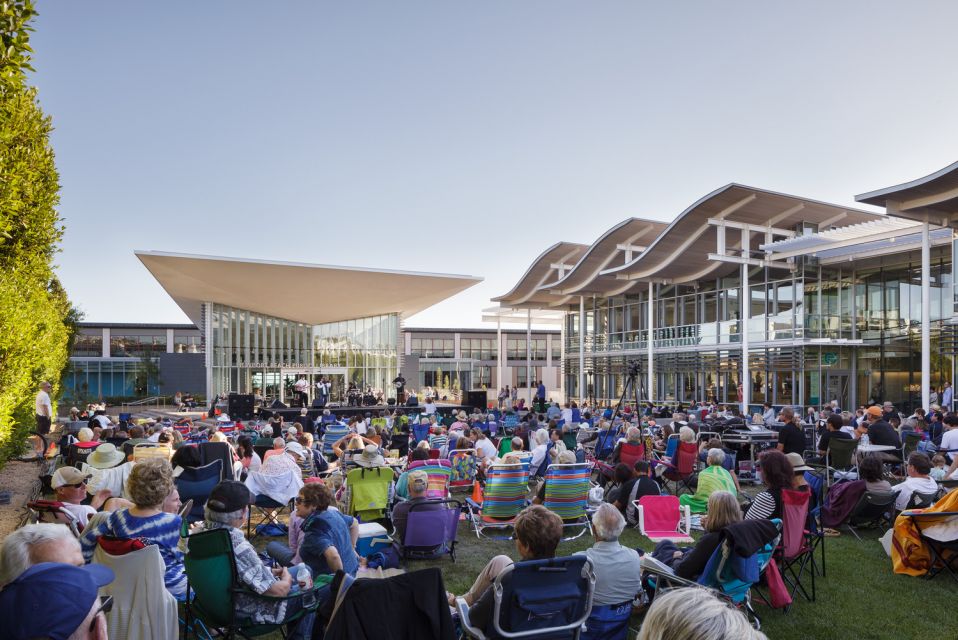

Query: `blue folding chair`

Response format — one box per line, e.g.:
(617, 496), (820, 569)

(412, 422), (431, 445)
(457, 556), (596, 639)
(174, 459), (224, 523)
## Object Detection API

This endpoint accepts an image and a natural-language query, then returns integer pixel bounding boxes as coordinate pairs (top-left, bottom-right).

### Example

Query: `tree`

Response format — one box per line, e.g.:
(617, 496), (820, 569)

(0, 1), (76, 464)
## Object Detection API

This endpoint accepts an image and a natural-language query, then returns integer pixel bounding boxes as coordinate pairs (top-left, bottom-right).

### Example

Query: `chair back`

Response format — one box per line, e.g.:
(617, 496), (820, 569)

(504, 413), (520, 428)
(903, 432), (923, 459)
(908, 491), (937, 510)
(663, 434), (680, 459)
(175, 459), (224, 523)
(407, 459), (453, 498)
(322, 425), (350, 455)
(345, 466), (393, 519)
(198, 442), (235, 481)
(827, 437), (857, 470)
(673, 442), (698, 475)
(94, 543), (178, 640)
(543, 463), (590, 521)
(851, 490), (897, 527)
(412, 423), (431, 444)
(637, 495), (681, 537)
(402, 499), (460, 558)
(490, 556), (595, 640)
(183, 528), (239, 628)
(449, 449), (478, 488)
(253, 444), (271, 461)
(618, 442), (645, 467)
(371, 418), (387, 430)
(780, 488), (810, 561)
(27, 500), (83, 536)
(482, 462), (530, 519)
(699, 519), (781, 603)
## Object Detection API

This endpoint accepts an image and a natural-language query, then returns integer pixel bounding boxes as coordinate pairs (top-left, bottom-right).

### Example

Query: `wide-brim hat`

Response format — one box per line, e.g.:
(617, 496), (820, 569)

(285, 441), (306, 459)
(785, 452), (813, 472)
(457, 411), (468, 421)
(355, 444), (384, 468)
(88, 443), (126, 469)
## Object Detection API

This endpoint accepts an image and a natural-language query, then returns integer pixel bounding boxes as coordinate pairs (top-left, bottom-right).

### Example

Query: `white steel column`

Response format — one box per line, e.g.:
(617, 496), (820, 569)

(922, 221), (931, 410)
(526, 309), (533, 404)
(496, 315), (503, 392)
(579, 296), (585, 402)
(647, 282), (654, 401)
(741, 228), (751, 415)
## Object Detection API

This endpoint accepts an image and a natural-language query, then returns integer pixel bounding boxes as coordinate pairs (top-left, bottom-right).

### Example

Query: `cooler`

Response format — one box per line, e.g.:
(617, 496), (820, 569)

(356, 522), (391, 557)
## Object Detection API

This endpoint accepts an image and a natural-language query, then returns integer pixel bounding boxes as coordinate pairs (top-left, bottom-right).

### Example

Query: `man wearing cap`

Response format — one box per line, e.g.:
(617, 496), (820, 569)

(192, 481), (313, 636)
(255, 425), (275, 448)
(881, 401), (897, 423)
(0, 562), (114, 640)
(51, 467), (117, 525)
(390, 470), (443, 541)
(863, 405), (902, 458)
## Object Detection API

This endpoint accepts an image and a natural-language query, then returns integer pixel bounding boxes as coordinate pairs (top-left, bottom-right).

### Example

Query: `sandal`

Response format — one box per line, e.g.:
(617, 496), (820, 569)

(823, 528), (841, 537)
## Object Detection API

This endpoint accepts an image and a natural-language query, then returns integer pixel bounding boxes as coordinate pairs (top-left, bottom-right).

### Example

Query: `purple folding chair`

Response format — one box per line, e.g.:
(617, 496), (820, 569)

(399, 498), (461, 562)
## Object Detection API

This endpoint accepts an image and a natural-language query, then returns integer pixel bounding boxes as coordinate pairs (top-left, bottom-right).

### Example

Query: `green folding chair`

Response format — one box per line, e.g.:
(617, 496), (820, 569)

(182, 527), (323, 639)
(345, 466), (393, 522)
(466, 461), (530, 539)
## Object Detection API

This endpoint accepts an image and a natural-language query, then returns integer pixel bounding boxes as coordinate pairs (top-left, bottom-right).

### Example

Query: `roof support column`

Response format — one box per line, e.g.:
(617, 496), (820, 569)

(579, 296), (585, 404)
(527, 309), (533, 405)
(496, 315), (503, 398)
(648, 281), (654, 402)
(922, 221), (931, 411)
(741, 228), (751, 415)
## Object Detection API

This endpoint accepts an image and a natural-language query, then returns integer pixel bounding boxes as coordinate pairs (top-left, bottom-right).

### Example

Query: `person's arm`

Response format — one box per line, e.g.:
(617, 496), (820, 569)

(264, 567), (292, 596)
(674, 532), (722, 580)
(348, 515), (359, 548)
(744, 492), (776, 520)
(323, 545), (344, 573)
(776, 429), (785, 452)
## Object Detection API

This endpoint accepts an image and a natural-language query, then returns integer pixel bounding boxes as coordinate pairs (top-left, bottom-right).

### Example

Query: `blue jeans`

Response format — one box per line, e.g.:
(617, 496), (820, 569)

(266, 541), (295, 567)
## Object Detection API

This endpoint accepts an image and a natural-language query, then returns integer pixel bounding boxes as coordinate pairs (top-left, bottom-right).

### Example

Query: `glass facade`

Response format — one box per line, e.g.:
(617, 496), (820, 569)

(63, 359), (160, 401)
(565, 245), (955, 414)
(206, 304), (400, 402)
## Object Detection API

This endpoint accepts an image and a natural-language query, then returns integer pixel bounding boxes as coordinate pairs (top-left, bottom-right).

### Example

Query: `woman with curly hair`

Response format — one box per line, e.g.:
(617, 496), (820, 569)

(79, 457), (186, 597)
(744, 449), (794, 521)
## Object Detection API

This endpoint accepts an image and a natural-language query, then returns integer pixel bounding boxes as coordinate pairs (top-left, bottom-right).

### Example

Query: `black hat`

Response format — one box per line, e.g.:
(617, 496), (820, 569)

(207, 480), (253, 513)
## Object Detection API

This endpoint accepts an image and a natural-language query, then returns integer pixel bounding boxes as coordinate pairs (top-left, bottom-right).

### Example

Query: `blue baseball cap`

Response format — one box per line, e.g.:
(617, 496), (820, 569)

(0, 562), (114, 639)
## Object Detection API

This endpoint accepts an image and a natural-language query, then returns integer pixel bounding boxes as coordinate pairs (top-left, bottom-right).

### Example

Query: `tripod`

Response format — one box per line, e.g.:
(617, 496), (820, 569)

(594, 361), (645, 460)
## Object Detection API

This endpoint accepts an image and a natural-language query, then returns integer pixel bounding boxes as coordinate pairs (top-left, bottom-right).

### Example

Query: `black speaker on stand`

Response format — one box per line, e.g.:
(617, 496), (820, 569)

(466, 391), (487, 411)
(228, 393), (255, 420)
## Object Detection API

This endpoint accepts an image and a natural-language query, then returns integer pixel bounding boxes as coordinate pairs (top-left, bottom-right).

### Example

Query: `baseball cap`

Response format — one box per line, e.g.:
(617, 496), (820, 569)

(261, 425), (273, 436)
(0, 562), (114, 640)
(207, 480), (253, 513)
(51, 467), (93, 490)
(866, 406), (883, 418)
(408, 470), (428, 492)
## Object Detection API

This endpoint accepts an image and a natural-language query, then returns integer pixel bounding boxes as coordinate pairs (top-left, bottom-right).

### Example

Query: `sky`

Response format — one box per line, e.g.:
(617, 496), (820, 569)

(30, 1), (958, 329)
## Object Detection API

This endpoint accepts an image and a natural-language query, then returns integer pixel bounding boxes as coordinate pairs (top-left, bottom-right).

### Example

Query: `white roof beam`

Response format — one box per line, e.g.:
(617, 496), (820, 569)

(766, 203), (805, 227)
(896, 184), (958, 211)
(559, 224), (658, 295)
(817, 211), (848, 229)
(765, 225), (929, 260)
(707, 218), (796, 238)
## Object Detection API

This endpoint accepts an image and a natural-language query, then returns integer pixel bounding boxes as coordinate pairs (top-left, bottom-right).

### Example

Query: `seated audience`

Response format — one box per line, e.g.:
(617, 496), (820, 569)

(50, 467), (117, 525)
(637, 584), (768, 640)
(532, 450), (578, 505)
(263, 437), (287, 462)
(391, 470), (443, 541)
(611, 427), (644, 463)
(650, 491), (741, 580)
(680, 448), (738, 514)
(529, 429), (551, 476)
(298, 483), (360, 577)
(930, 454), (949, 481)
(235, 434), (262, 478)
(615, 460), (662, 525)
(79, 457), (187, 598)
(775, 407), (805, 456)
(0, 523), (84, 587)
(744, 450), (793, 520)
(892, 452), (939, 511)
(784, 452), (812, 491)
(254, 425), (275, 447)
(0, 562), (115, 640)
(809, 414), (852, 464)
(859, 454), (893, 493)
(604, 463), (633, 505)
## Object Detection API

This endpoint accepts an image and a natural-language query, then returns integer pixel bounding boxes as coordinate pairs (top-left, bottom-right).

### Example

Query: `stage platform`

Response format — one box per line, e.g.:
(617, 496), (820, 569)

(258, 403), (474, 422)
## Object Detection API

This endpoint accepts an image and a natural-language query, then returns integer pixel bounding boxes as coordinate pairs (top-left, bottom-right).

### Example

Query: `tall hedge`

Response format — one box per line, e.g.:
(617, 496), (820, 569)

(0, 1), (76, 465)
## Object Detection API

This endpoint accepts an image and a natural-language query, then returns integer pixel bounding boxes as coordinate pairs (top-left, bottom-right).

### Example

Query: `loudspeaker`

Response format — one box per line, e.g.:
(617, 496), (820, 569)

(229, 393), (255, 420)
(387, 398), (396, 406)
(270, 399), (288, 409)
(466, 391), (487, 410)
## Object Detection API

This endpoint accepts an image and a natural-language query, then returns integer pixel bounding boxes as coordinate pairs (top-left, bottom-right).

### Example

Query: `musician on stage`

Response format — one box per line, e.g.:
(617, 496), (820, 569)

(293, 375), (309, 408)
(315, 377), (330, 407)
(393, 372), (407, 404)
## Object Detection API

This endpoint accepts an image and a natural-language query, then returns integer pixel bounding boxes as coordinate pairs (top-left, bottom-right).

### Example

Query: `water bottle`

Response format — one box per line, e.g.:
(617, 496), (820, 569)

(295, 563), (312, 590)
(860, 433), (870, 448)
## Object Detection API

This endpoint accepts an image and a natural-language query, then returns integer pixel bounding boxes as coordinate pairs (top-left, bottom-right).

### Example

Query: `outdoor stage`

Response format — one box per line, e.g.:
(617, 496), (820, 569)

(261, 403), (474, 422)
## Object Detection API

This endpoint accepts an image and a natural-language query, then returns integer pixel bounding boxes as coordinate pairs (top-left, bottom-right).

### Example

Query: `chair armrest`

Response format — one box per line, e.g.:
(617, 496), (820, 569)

(680, 504), (691, 535)
(634, 503), (645, 533)
(901, 510), (958, 518)
(465, 497), (481, 510)
(456, 597), (487, 640)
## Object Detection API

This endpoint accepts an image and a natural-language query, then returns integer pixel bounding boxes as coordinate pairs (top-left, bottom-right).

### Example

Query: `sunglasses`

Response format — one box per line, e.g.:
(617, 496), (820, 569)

(61, 481), (87, 489)
(89, 595), (113, 632)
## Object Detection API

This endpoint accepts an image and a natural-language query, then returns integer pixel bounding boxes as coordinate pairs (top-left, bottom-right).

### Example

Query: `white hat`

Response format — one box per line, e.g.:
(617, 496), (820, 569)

(288, 426), (299, 437)
(355, 444), (385, 468)
(88, 443), (126, 469)
(261, 425), (273, 436)
(285, 441), (306, 459)
(52, 467), (93, 489)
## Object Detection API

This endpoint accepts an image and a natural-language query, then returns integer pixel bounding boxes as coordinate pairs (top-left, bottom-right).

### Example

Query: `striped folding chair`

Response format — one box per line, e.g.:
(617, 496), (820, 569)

(407, 459), (453, 499)
(466, 461), (530, 538)
(543, 463), (594, 540)
(449, 449), (478, 492)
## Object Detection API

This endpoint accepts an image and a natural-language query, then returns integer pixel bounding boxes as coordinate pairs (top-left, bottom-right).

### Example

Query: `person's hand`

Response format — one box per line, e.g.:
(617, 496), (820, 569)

(672, 551), (683, 559)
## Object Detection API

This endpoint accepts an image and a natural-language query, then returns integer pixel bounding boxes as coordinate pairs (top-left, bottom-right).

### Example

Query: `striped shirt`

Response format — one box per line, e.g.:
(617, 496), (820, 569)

(80, 508), (186, 597)
(428, 434), (448, 450)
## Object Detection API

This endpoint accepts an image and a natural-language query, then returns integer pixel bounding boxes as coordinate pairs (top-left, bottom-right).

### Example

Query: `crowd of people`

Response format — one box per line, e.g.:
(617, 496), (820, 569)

(6, 379), (958, 639)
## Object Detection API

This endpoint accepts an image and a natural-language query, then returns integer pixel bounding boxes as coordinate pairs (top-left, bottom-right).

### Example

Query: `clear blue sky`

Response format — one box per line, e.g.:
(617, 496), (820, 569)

(31, 1), (958, 328)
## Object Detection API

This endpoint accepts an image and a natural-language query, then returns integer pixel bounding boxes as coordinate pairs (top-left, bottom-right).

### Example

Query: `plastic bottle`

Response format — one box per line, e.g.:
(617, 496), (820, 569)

(860, 433), (870, 448)
(295, 563), (312, 590)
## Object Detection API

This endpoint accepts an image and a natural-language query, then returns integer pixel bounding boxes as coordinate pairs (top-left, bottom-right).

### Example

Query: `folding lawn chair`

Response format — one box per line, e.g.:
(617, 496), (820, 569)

(246, 494), (292, 539)
(406, 459), (453, 499)
(776, 488), (815, 602)
(412, 422), (431, 445)
(542, 463), (593, 540)
(94, 542), (179, 639)
(26, 499), (85, 537)
(466, 462), (530, 539)
(618, 442), (645, 468)
(397, 498), (461, 561)
(659, 441), (698, 495)
(449, 449), (479, 492)
(175, 459), (224, 524)
(845, 490), (897, 541)
(183, 527), (323, 639)
(132, 442), (173, 463)
(344, 466), (393, 522)
(457, 556), (596, 640)
(895, 488), (958, 583)
(634, 494), (693, 544)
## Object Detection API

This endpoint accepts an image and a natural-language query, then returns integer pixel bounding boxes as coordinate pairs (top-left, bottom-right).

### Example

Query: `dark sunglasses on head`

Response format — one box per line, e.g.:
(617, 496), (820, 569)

(89, 595), (113, 632)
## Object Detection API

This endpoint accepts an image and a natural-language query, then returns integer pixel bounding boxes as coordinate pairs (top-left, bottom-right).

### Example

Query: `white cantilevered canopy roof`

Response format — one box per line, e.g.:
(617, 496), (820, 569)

(491, 241), (588, 308)
(136, 251), (482, 327)
(856, 159), (958, 226)
(760, 217), (954, 263)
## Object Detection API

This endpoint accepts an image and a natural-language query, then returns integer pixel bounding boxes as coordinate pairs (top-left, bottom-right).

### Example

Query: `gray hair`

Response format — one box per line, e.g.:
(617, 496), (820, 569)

(204, 505), (247, 526)
(533, 429), (550, 446)
(557, 450), (576, 464)
(273, 437), (285, 447)
(591, 503), (626, 541)
(0, 523), (79, 586)
(707, 448), (726, 466)
(511, 437), (524, 450)
(637, 587), (767, 640)
(626, 426), (641, 442)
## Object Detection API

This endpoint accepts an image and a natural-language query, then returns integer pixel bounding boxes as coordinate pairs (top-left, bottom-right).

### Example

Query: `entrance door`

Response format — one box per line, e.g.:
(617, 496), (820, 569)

(824, 371), (850, 410)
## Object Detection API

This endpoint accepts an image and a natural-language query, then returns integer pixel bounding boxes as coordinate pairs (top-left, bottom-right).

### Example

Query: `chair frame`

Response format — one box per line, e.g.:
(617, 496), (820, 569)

(845, 490), (897, 541)
(542, 463), (594, 540)
(246, 495), (292, 539)
(659, 441), (698, 496)
(466, 462), (530, 539)
(775, 489), (816, 603)
(900, 509), (958, 583)
(175, 459), (225, 524)
(396, 498), (461, 562)
(634, 495), (693, 543)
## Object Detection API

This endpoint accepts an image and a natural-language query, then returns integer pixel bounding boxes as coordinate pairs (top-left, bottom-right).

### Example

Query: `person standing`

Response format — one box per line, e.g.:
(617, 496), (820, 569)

(293, 376), (308, 408)
(943, 382), (953, 412)
(34, 382), (53, 455)
(392, 372), (406, 404)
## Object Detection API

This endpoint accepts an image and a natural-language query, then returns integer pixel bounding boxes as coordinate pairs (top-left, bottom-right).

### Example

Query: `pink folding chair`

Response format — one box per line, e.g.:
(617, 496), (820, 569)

(634, 494), (693, 543)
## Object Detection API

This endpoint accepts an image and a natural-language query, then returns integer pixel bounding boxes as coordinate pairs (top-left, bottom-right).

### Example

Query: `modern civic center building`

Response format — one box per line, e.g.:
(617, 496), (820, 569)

(493, 161), (958, 414)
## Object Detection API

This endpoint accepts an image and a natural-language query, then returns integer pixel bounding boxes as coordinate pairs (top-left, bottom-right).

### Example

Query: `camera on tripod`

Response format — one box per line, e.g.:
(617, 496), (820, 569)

(627, 359), (642, 378)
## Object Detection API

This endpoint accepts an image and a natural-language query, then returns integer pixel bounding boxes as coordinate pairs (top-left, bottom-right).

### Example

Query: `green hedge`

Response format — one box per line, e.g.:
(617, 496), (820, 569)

(0, 1), (75, 466)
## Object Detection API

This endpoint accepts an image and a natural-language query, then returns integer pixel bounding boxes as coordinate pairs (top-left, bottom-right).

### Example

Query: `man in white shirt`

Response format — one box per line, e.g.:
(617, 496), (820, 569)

(293, 376), (308, 408)
(940, 419), (958, 462)
(893, 453), (940, 511)
(35, 382), (52, 435)
(423, 399), (437, 416)
(942, 382), (954, 411)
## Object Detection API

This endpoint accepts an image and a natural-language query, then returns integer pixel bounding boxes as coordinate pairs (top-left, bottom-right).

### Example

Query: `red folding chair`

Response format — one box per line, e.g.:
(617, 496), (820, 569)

(619, 442), (646, 468)
(659, 442), (697, 495)
(775, 488), (815, 602)
(634, 494), (693, 543)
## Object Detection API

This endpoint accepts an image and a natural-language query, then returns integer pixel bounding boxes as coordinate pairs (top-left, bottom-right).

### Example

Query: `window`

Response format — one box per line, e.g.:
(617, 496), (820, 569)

(551, 339), (560, 361)
(174, 335), (202, 353)
(475, 366), (492, 388)
(461, 338), (497, 360)
(516, 366), (540, 388)
(109, 334), (166, 357)
(507, 338), (546, 360)
(72, 334), (103, 357)
(411, 338), (453, 357)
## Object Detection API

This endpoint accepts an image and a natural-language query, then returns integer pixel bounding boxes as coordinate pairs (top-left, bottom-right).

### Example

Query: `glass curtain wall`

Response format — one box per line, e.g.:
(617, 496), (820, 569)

(313, 314), (400, 395)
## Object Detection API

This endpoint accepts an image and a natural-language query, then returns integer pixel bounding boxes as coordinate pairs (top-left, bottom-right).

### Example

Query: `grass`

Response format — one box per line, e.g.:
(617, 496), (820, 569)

(252, 508), (957, 640)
